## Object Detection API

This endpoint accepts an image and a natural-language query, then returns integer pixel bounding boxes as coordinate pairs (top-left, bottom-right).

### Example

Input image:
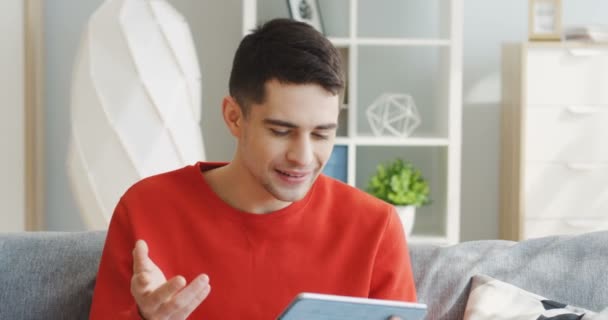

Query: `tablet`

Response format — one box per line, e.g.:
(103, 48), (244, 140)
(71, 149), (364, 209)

(277, 292), (427, 320)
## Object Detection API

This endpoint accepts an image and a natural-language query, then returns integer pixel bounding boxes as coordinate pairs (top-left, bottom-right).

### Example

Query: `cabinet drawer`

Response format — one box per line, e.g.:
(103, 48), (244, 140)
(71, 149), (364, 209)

(524, 106), (608, 162)
(523, 218), (608, 239)
(526, 47), (608, 105)
(524, 163), (608, 219)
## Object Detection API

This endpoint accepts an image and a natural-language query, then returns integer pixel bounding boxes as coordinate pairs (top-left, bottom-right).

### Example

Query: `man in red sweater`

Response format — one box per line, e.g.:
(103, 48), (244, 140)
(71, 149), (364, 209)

(90, 18), (416, 319)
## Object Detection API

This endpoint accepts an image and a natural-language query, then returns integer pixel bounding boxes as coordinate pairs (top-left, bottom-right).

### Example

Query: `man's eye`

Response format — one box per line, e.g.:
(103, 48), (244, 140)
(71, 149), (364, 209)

(270, 129), (289, 136)
(313, 132), (329, 140)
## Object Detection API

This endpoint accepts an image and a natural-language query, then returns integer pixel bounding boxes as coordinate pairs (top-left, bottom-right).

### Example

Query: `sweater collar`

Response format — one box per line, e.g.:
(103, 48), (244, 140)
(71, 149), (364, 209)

(192, 162), (319, 225)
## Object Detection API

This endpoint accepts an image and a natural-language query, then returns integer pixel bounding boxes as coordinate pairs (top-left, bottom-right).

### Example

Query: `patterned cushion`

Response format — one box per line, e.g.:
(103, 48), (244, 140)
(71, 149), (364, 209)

(463, 274), (596, 320)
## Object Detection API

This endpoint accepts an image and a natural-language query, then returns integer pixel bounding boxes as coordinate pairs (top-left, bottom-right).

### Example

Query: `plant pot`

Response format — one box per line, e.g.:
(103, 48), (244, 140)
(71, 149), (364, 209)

(395, 205), (416, 237)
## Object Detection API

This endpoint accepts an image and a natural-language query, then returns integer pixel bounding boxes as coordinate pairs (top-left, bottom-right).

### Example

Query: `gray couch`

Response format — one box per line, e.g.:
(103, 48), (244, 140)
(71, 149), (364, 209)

(1, 231), (606, 319)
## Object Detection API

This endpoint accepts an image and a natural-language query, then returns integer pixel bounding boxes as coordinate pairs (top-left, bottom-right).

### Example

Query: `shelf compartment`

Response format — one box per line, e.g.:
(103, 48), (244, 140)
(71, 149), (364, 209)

(357, 0), (451, 39)
(329, 37), (451, 47)
(256, 0), (350, 38)
(322, 145), (348, 182)
(354, 146), (448, 238)
(350, 136), (449, 146)
(318, 0), (351, 38)
(355, 38), (451, 47)
(356, 46), (451, 139)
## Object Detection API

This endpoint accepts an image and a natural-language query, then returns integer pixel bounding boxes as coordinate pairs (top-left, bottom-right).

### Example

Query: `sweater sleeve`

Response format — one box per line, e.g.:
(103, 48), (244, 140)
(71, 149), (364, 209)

(89, 200), (143, 319)
(369, 206), (417, 302)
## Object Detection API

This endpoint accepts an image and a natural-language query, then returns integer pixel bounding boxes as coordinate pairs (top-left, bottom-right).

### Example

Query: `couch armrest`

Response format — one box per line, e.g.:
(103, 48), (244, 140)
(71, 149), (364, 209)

(0, 231), (106, 320)
(409, 231), (608, 320)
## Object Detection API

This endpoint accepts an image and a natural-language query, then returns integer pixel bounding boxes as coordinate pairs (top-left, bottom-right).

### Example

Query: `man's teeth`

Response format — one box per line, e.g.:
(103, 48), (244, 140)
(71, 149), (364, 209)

(279, 170), (303, 177)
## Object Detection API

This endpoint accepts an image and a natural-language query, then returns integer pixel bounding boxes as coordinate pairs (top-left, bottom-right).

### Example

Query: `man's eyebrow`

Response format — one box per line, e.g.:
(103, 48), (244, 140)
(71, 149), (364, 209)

(263, 118), (337, 130)
(314, 123), (338, 130)
(263, 118), (298, 128)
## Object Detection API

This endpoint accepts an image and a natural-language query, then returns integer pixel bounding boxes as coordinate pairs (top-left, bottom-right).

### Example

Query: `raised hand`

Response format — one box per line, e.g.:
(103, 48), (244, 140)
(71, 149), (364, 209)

(130, 240), (211, 320)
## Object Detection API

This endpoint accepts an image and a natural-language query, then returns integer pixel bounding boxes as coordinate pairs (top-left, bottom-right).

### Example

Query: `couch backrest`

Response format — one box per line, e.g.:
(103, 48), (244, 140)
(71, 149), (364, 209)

(2, 231), (606, 320)
(0, 231), (106, 320)
(409, 231), (608, 319)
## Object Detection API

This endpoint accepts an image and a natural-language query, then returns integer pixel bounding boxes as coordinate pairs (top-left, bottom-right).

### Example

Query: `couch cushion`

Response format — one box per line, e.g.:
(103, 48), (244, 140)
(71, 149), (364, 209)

(0, 231), (106, 320)
(409, 231), (608, 320)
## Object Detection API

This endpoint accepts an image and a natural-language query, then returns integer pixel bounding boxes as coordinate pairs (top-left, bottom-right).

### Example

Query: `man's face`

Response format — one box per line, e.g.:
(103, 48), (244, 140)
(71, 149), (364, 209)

(237, 80), (339, 202)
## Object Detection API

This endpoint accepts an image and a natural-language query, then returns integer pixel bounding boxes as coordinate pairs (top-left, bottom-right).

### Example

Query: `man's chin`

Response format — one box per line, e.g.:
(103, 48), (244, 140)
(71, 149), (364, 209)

(268, 183), (312, 202)
(273, 190), (308, 202)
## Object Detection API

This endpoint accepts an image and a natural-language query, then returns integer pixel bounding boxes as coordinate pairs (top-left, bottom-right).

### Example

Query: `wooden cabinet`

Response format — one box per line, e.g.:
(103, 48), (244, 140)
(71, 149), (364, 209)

(501, 42), (608, 240)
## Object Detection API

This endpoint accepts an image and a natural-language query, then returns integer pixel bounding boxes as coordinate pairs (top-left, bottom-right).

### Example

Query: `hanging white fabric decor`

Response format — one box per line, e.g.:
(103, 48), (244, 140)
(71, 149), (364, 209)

(366, 93), (421, 137)
(67, 0), (205, 229)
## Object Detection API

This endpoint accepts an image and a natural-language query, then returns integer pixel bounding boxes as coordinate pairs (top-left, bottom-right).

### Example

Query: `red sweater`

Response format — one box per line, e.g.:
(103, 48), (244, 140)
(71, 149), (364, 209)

(90, 162), (416, 319)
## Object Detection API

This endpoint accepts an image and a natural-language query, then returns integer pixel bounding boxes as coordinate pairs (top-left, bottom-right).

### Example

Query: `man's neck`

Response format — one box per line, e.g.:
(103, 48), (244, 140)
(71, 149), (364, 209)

(202, 162), (291, 214)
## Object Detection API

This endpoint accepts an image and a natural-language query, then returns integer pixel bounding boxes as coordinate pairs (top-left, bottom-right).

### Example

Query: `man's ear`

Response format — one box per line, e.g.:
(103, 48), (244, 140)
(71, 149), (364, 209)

(222, 96), (244, 138)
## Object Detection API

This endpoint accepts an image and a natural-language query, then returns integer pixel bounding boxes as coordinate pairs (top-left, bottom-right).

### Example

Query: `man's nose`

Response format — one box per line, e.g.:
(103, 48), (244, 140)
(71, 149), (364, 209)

(286, 136), (314, 166)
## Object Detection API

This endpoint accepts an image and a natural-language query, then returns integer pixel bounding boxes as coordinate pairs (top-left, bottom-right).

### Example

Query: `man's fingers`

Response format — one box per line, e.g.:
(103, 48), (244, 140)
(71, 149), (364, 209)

(132, 240), (152, 274)
(170, 274), (211, 319)
(130, 242), (209, 319)
(137, 275), (187, 315)
(156, 274), (211, 319)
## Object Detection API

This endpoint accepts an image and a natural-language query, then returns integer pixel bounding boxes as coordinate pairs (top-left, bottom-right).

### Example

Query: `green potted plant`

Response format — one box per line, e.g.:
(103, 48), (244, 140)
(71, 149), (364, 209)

(366, 158), (430, 236)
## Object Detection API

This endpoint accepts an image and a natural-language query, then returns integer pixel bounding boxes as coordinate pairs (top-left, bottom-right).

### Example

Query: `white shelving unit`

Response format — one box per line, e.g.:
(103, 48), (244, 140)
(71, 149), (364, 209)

(243, 0), (462, 245)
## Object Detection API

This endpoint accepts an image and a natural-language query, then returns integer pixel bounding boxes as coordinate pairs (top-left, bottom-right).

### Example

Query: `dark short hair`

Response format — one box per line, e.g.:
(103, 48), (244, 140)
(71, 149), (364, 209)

(229, 18), (345, 115)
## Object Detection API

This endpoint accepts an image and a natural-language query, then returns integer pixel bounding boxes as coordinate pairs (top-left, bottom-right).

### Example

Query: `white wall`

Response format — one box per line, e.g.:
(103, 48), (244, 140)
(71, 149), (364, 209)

(460, 0), (528, 241)
(44, 0), (102, 230)
(168, 0), (240, 162)
(0, 0), (25, 231)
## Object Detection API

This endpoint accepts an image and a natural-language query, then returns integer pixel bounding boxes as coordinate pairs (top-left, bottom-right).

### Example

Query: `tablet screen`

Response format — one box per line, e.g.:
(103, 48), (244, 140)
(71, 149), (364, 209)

(277, 292), (427, 320)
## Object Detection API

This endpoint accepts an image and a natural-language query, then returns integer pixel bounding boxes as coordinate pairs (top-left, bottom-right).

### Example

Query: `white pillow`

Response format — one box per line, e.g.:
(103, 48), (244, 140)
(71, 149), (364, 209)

(463, 274), (596, 320)
(587, 307), (608, 320)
